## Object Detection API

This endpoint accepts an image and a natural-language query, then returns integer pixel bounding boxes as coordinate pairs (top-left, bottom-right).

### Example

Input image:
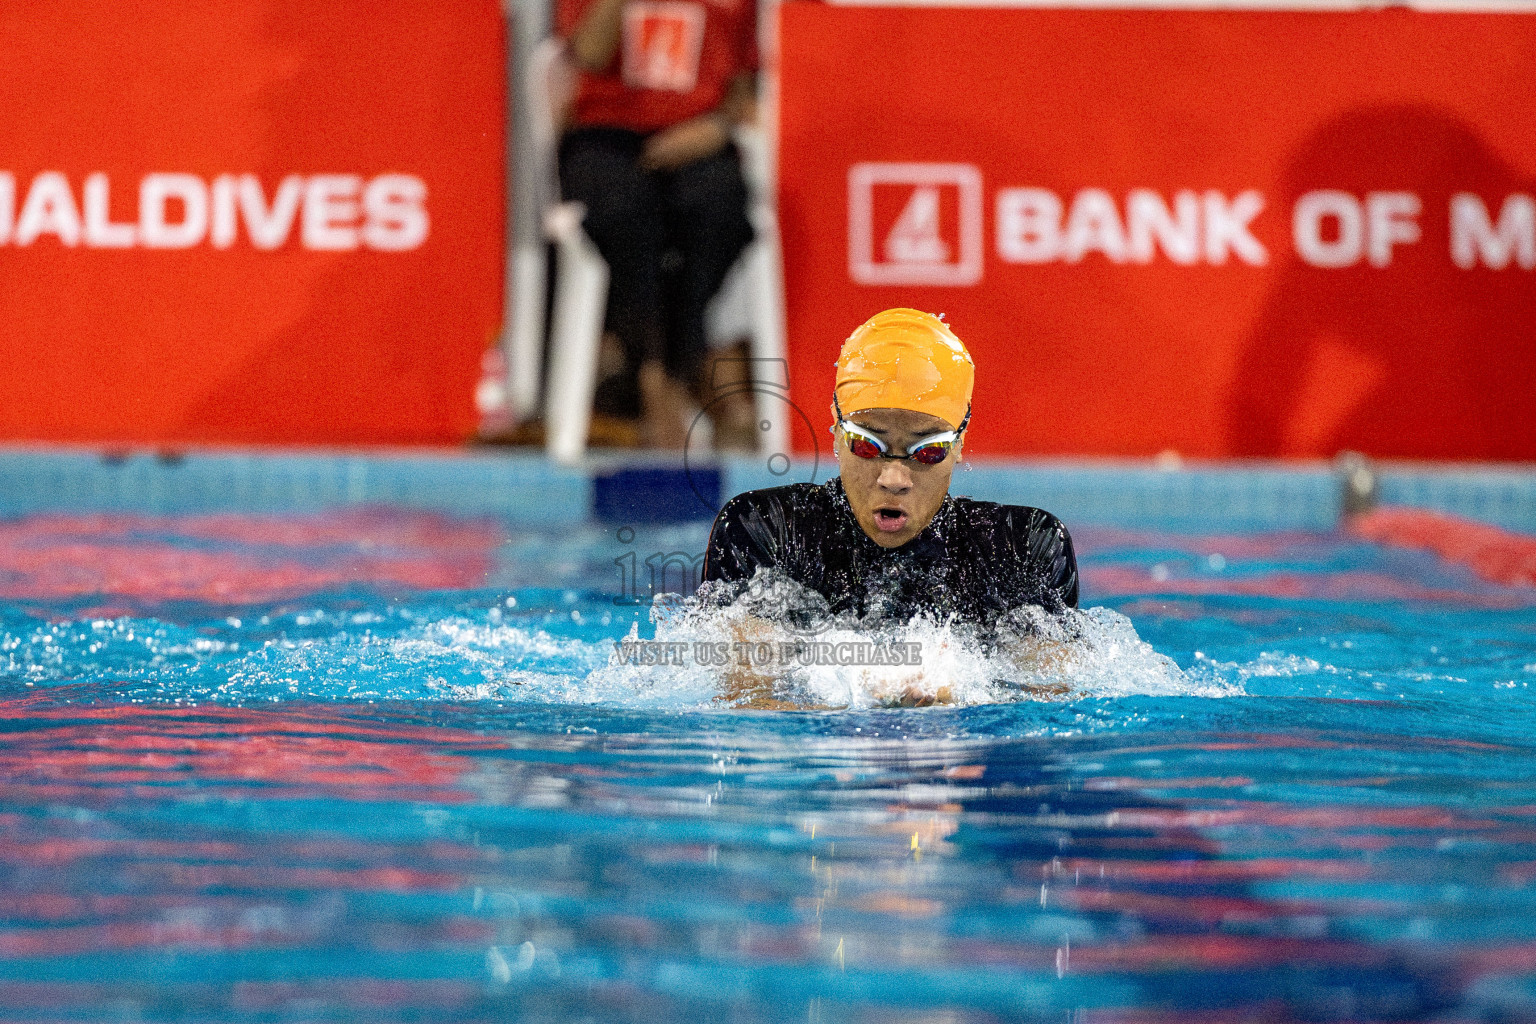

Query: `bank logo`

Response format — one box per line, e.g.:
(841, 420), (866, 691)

(848, 162), (982, 286)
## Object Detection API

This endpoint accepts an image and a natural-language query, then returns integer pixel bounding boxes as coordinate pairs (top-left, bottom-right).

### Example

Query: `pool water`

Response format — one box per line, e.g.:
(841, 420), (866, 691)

(2, 508), (1536, 1022)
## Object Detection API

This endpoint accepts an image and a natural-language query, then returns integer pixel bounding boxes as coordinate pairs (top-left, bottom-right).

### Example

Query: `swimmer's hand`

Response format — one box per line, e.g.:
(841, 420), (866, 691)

(861, 658), (954, 707)
(874, 680), (954, 708)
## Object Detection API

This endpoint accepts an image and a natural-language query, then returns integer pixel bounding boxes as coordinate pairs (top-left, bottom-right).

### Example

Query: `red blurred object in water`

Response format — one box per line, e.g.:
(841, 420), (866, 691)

(1348, 507), (1536, 588)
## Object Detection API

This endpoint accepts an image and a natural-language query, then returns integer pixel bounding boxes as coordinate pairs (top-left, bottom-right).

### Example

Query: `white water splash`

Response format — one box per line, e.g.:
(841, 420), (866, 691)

(6, 575), (1225, 708)
(575, 573), (1224, 709)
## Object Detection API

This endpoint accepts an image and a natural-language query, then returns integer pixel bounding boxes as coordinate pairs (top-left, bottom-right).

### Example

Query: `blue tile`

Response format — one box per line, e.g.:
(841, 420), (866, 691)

(2, 446), (1533, 536)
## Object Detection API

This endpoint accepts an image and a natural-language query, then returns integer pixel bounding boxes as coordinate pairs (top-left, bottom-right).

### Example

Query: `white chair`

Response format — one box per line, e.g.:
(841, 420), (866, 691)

(516, 37), (788, 464)
(506, 38), (610, 464)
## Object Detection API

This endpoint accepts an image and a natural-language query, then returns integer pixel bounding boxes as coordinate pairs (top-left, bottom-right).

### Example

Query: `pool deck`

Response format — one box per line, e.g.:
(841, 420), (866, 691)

(2, 444), (1534, 534)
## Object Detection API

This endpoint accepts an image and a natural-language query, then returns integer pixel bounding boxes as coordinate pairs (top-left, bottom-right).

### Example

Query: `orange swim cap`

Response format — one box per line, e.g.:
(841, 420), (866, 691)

(834, 309), (975, 430)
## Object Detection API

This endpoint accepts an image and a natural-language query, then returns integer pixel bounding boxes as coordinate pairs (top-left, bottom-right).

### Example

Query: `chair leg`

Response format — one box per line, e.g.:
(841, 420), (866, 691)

(746, 207), (789, 458)
(544, 206), (610, 465)
(505, 240), (548, 424)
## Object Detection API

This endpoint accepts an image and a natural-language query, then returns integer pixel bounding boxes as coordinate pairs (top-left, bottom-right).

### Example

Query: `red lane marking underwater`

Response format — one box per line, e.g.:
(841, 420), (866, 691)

(0, 511), (503, 603)
(0, 702), (487, 801)
(1082, 565), (1529, 605)
(1349, 507), (1536, 588)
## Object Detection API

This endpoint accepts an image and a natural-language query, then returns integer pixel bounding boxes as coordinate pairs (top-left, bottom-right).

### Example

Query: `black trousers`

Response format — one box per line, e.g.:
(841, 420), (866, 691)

(557, 126), (754, 388)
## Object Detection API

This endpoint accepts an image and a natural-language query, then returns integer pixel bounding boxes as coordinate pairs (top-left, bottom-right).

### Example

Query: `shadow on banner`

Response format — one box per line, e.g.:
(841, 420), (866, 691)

(1228, 105), (1536, 461)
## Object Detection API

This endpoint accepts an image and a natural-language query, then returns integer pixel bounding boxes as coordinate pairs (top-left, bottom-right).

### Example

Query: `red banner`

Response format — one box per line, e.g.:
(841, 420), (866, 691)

(778, 5), (1536, 460)
(0, 1), (504, 445)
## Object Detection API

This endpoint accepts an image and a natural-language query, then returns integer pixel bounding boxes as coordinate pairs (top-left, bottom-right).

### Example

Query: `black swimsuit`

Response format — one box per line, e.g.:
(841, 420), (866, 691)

(700, 478), (1078, 628)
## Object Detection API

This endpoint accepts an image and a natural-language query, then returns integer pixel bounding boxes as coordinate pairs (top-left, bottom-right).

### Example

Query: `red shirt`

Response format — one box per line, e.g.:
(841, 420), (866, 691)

(558, 0), (758, 133)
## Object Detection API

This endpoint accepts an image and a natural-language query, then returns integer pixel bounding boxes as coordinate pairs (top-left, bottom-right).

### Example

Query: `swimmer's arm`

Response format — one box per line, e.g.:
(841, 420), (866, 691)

(1005, 635), (1075, 672)
(715, 614), (829, 710)
(713, 618), (953, 709)
(876, 637), (1076, 706)
(991, 508), (1083, 696)
(997, 634), (1078, 697)
(702, 497), (812, 709)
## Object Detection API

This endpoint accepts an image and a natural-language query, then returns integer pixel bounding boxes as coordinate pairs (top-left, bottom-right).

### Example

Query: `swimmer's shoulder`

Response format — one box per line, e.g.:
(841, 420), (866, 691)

(949, 494), (1074, 546)
(949, 495), (1079, 608)
(704, 483), (835, 583)
(714, 481), (835, 523)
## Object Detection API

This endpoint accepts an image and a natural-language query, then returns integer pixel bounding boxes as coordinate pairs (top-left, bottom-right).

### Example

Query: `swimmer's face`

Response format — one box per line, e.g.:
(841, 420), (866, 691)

(834, 406), (962, 549)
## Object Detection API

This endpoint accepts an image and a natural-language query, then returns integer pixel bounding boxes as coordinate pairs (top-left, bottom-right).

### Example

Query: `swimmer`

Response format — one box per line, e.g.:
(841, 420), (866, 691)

(701, 308), (1079, 707)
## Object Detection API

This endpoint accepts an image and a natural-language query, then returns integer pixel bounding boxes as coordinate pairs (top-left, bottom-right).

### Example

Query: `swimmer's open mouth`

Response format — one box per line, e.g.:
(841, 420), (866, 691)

(874, 507), (909, 533)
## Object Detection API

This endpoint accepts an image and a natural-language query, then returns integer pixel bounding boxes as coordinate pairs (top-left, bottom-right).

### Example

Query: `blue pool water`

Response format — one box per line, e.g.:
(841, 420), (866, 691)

(2, 505), (1536, 1022)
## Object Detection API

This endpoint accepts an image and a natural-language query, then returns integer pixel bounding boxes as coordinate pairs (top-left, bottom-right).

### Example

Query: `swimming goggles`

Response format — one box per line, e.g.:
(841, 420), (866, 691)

(831, 397), (969, 466)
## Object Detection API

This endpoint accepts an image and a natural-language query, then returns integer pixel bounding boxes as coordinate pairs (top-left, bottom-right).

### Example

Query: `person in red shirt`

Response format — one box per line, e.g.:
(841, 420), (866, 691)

(558, 0), (758, 447)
